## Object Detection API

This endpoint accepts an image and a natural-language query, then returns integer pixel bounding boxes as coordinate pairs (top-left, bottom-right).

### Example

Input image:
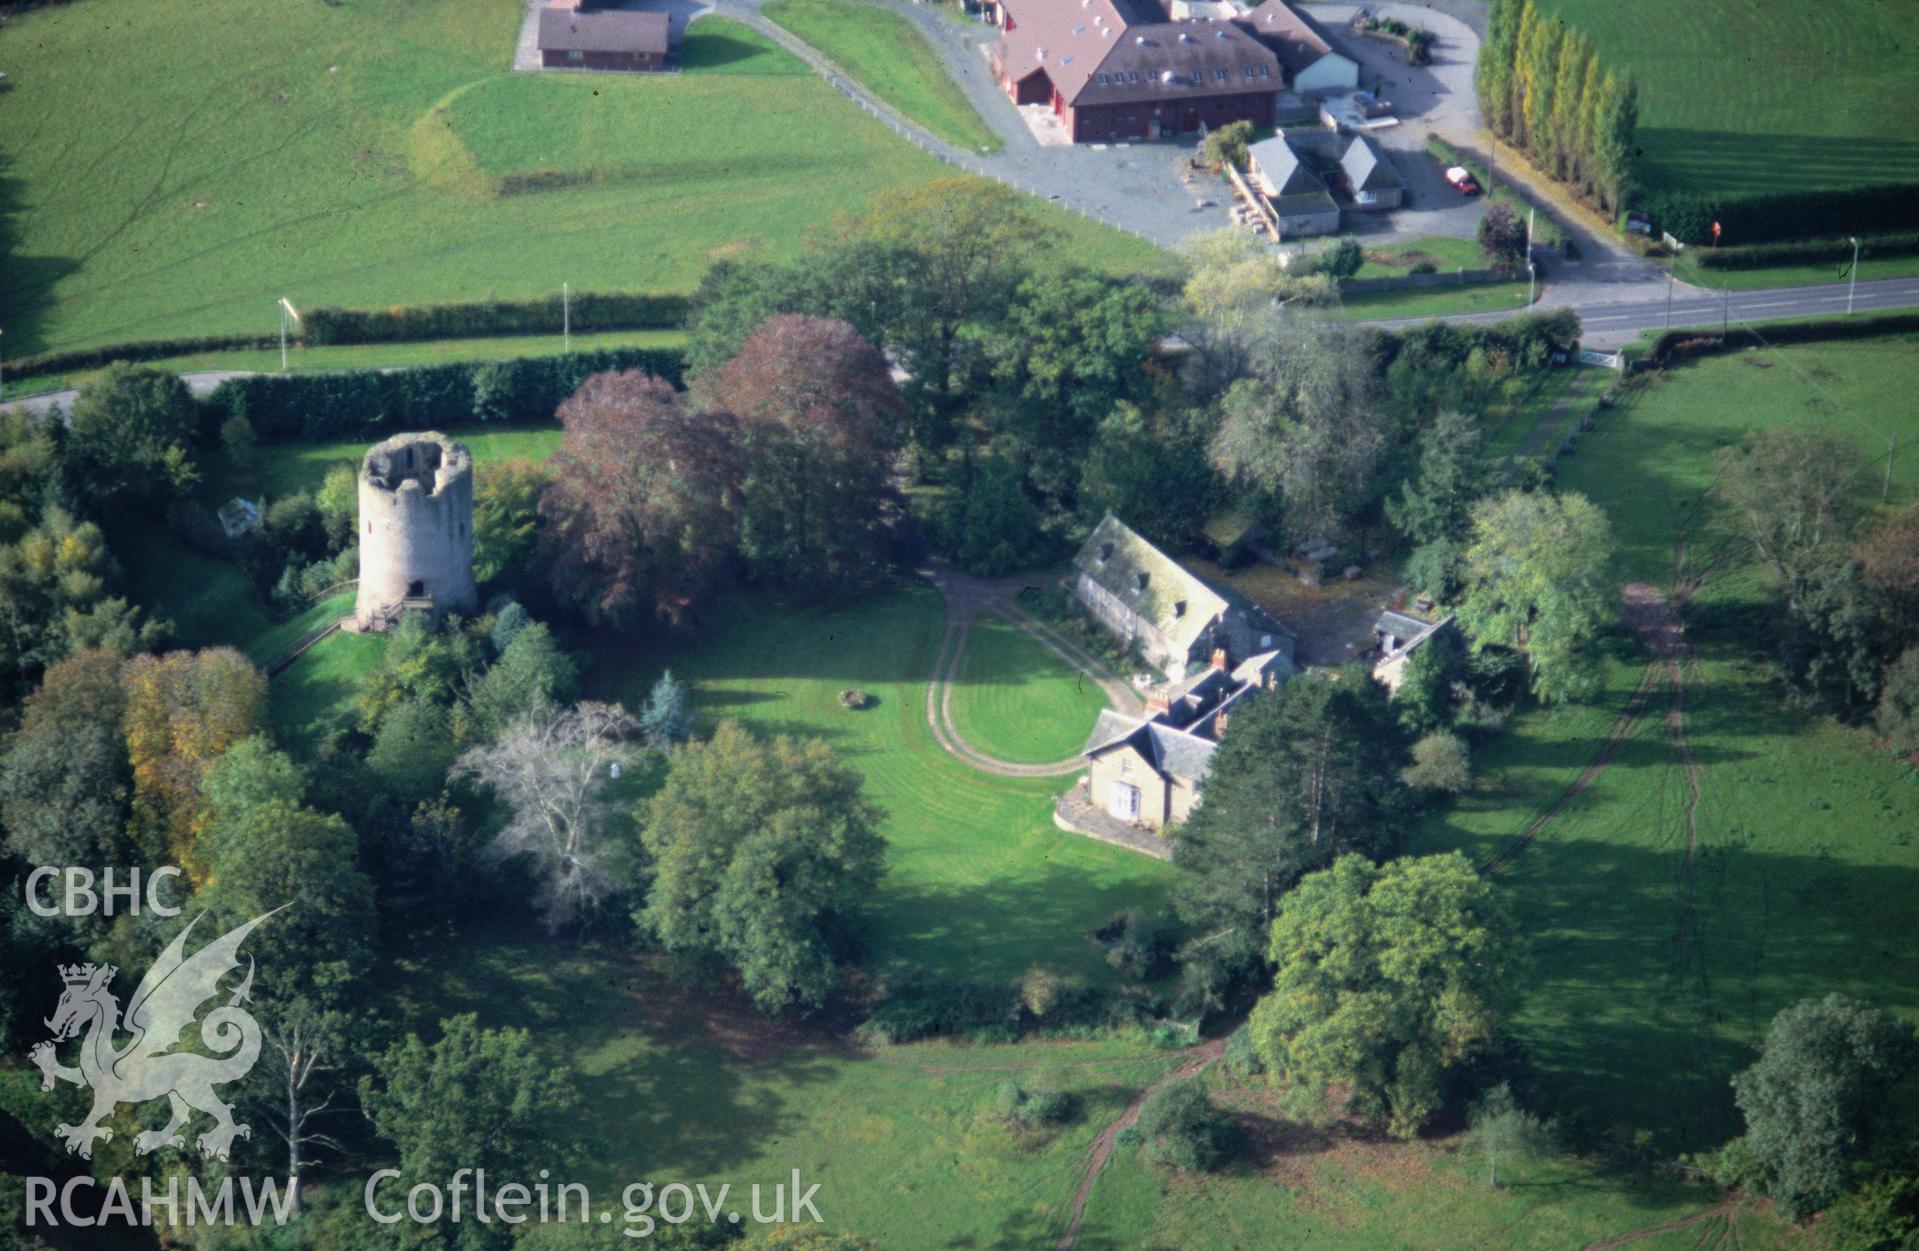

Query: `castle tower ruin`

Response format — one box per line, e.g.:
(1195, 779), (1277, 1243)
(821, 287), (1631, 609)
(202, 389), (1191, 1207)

(354, 432), (478, 630)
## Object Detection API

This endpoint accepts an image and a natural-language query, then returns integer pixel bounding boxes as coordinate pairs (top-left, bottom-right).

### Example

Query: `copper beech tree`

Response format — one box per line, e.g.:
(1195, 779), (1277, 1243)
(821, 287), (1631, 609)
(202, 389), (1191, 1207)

(540, 318), (904, 630)
(539, 369), (743, 631)
(694, 314), (906, 591)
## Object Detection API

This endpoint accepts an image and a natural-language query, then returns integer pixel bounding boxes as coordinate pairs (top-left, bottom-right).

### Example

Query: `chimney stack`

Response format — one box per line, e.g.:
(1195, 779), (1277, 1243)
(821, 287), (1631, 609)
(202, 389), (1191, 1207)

(1208, 648), (1228, 672)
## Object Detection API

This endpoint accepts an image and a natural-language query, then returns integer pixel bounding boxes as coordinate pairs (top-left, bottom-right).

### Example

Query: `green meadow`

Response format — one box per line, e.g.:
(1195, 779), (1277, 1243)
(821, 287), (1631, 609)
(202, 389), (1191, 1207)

(1532, 0), (1919, 197)
(1410, 333), (1919, 1154)
(0, 1), (1159, 356)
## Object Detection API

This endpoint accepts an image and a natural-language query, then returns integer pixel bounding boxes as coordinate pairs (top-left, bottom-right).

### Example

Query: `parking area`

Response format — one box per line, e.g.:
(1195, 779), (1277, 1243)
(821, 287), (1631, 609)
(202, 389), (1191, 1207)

(1305, 2), (1490, 245)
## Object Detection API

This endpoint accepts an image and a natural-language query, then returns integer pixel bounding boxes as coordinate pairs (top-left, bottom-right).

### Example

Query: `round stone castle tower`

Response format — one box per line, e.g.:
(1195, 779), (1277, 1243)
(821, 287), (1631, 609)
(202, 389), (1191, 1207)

(354, 432), (479, 630)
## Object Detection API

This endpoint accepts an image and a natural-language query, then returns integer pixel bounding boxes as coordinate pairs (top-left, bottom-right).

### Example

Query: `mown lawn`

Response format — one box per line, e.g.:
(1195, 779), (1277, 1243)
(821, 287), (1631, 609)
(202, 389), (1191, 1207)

(764, 0), (1000, 152)
(211, 424), (565, 503)
(585, 585), (1175, 985)
(0, 3), (1154, 355)
(1532, 0), (1919, 197)
(1331, 279), (1535, 322)
(1408, 334), (1919, 1155)
(1349, 234), (1487, 280)
(949, 616), (1111, 764)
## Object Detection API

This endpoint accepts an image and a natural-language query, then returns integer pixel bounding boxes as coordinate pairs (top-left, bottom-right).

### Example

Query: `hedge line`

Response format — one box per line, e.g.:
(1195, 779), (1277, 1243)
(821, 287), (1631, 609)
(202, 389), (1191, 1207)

(1641, 312), (1919, 369)
(1422, 135), (1570, 250)
(7, 333), (284, 383)
(1690, 230), (1919, 272)
(202, 346), (686, 443)
(1634, 184), (1919, 248)
(302, 292), (691, 345)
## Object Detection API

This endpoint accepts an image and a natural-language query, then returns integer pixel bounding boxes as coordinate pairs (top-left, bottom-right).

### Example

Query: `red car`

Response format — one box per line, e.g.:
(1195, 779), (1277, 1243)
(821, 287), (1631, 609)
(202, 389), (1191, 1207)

(1445, 165), (1481, 195)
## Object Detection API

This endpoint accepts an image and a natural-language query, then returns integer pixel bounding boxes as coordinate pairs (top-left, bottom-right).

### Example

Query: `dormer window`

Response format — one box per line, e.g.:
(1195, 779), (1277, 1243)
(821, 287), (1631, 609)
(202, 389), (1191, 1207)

(1173, 600), (1187, 618)
(1134, 573), (1149, 592)
(1098, 542), (1114, 563)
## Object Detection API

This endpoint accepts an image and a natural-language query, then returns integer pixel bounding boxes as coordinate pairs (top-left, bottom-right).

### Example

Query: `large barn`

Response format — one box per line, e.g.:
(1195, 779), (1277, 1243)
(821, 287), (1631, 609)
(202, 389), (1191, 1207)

(990, 0), (1284, 143)
(538, 0), (671, 72)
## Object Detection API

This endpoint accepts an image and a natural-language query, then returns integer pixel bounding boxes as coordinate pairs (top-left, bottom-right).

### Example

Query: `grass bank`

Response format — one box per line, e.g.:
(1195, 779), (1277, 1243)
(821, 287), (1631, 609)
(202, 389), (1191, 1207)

(0, 3), (1152, 355)
(764, 0), (1000, 152)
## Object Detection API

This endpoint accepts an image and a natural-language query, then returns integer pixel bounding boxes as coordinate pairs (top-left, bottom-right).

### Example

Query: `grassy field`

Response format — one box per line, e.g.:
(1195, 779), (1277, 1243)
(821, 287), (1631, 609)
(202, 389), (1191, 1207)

(764, 0), (1000, 153)
(949, 617), (1111, 764)
(1083, 1065), (1810, 1251)
(586, 586), (1174, 985)
(0, 330), (685, 402)
(0, 2), (1157, 356)
(1532, 0), (1919, 198)
(1672, 250), (1919, 293)
(1331, 279), (1535, 322)
(363, 914), (1819, 1249)
(1408, 333), (1919, 1155)
(378, 921), (1181, 1248)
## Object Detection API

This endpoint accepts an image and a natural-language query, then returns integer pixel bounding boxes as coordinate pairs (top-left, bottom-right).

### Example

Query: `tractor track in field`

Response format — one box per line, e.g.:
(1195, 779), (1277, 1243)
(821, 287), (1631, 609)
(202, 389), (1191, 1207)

(1479, 581), (1692, 878)
(1582, 1199), (1743, 1251)
(1055, 1036), (1228, 1251)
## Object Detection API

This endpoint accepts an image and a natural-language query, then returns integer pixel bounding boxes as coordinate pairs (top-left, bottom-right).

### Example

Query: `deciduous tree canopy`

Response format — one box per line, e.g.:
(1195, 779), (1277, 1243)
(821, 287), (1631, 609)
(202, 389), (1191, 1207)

(540, 370), (743, 630)
(1249, 852), (1523, 1137)
(639, 719), (886, 1013)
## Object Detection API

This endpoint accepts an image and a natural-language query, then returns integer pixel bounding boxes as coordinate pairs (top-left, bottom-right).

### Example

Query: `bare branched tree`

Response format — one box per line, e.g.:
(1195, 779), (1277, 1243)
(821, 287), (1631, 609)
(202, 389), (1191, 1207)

(452, 701), (640, 934)
(256, 1003), (347, 1209)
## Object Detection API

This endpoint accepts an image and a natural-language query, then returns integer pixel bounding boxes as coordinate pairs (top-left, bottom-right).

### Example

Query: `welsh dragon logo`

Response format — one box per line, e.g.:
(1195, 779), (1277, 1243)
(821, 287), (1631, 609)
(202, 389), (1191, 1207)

(28, 911), (277, 1162)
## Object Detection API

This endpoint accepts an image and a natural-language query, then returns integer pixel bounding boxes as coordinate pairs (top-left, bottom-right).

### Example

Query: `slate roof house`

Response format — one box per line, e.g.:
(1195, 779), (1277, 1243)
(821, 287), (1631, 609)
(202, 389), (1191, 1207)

(1371, 609), (1458, 692)
(1082, 648), (1295, 828)
(1245, 135), (1340, 234)
(538, 0), (670, 72)
(1336, 134), (1404, 209)
(1235, 0), (1358, 94)
(1072, 514), (1294, 680)
(990, 0), (1283, 143)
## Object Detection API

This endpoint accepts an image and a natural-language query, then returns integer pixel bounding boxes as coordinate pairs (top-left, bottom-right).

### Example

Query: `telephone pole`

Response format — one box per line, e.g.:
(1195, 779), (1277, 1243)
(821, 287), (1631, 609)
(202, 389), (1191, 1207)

(1848, 237), (1860, 315)
(277, 298), (301, 371)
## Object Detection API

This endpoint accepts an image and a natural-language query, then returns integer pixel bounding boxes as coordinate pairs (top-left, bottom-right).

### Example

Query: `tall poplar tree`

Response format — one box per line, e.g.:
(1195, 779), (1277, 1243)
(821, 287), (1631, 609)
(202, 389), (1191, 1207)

(1521, 14), (1563, 167)
(1549, 32), (1592, 181)
(1476, 0), (1522, 137)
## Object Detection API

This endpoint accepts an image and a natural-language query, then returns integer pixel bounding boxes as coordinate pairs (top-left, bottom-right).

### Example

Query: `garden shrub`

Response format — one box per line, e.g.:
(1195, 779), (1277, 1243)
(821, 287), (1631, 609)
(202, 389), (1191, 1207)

(1096, 911), (1177, 981)
(1135, 1078), (1234, 1172)
(993, 1080), (1075, 1129)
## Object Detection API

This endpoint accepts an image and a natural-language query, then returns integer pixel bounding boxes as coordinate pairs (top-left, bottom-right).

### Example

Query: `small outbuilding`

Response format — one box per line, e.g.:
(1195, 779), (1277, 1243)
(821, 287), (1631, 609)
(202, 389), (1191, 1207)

(538, 1), (670, 72)
(1245, 136), (1340, 235)
(1371, 610), (1458, 693)
(1336, 135), (1404, 210)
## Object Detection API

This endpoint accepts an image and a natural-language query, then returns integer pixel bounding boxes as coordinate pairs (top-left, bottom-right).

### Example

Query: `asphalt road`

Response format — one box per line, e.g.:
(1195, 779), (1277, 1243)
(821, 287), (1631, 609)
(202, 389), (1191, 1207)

(1372, 275), (1919, 346)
